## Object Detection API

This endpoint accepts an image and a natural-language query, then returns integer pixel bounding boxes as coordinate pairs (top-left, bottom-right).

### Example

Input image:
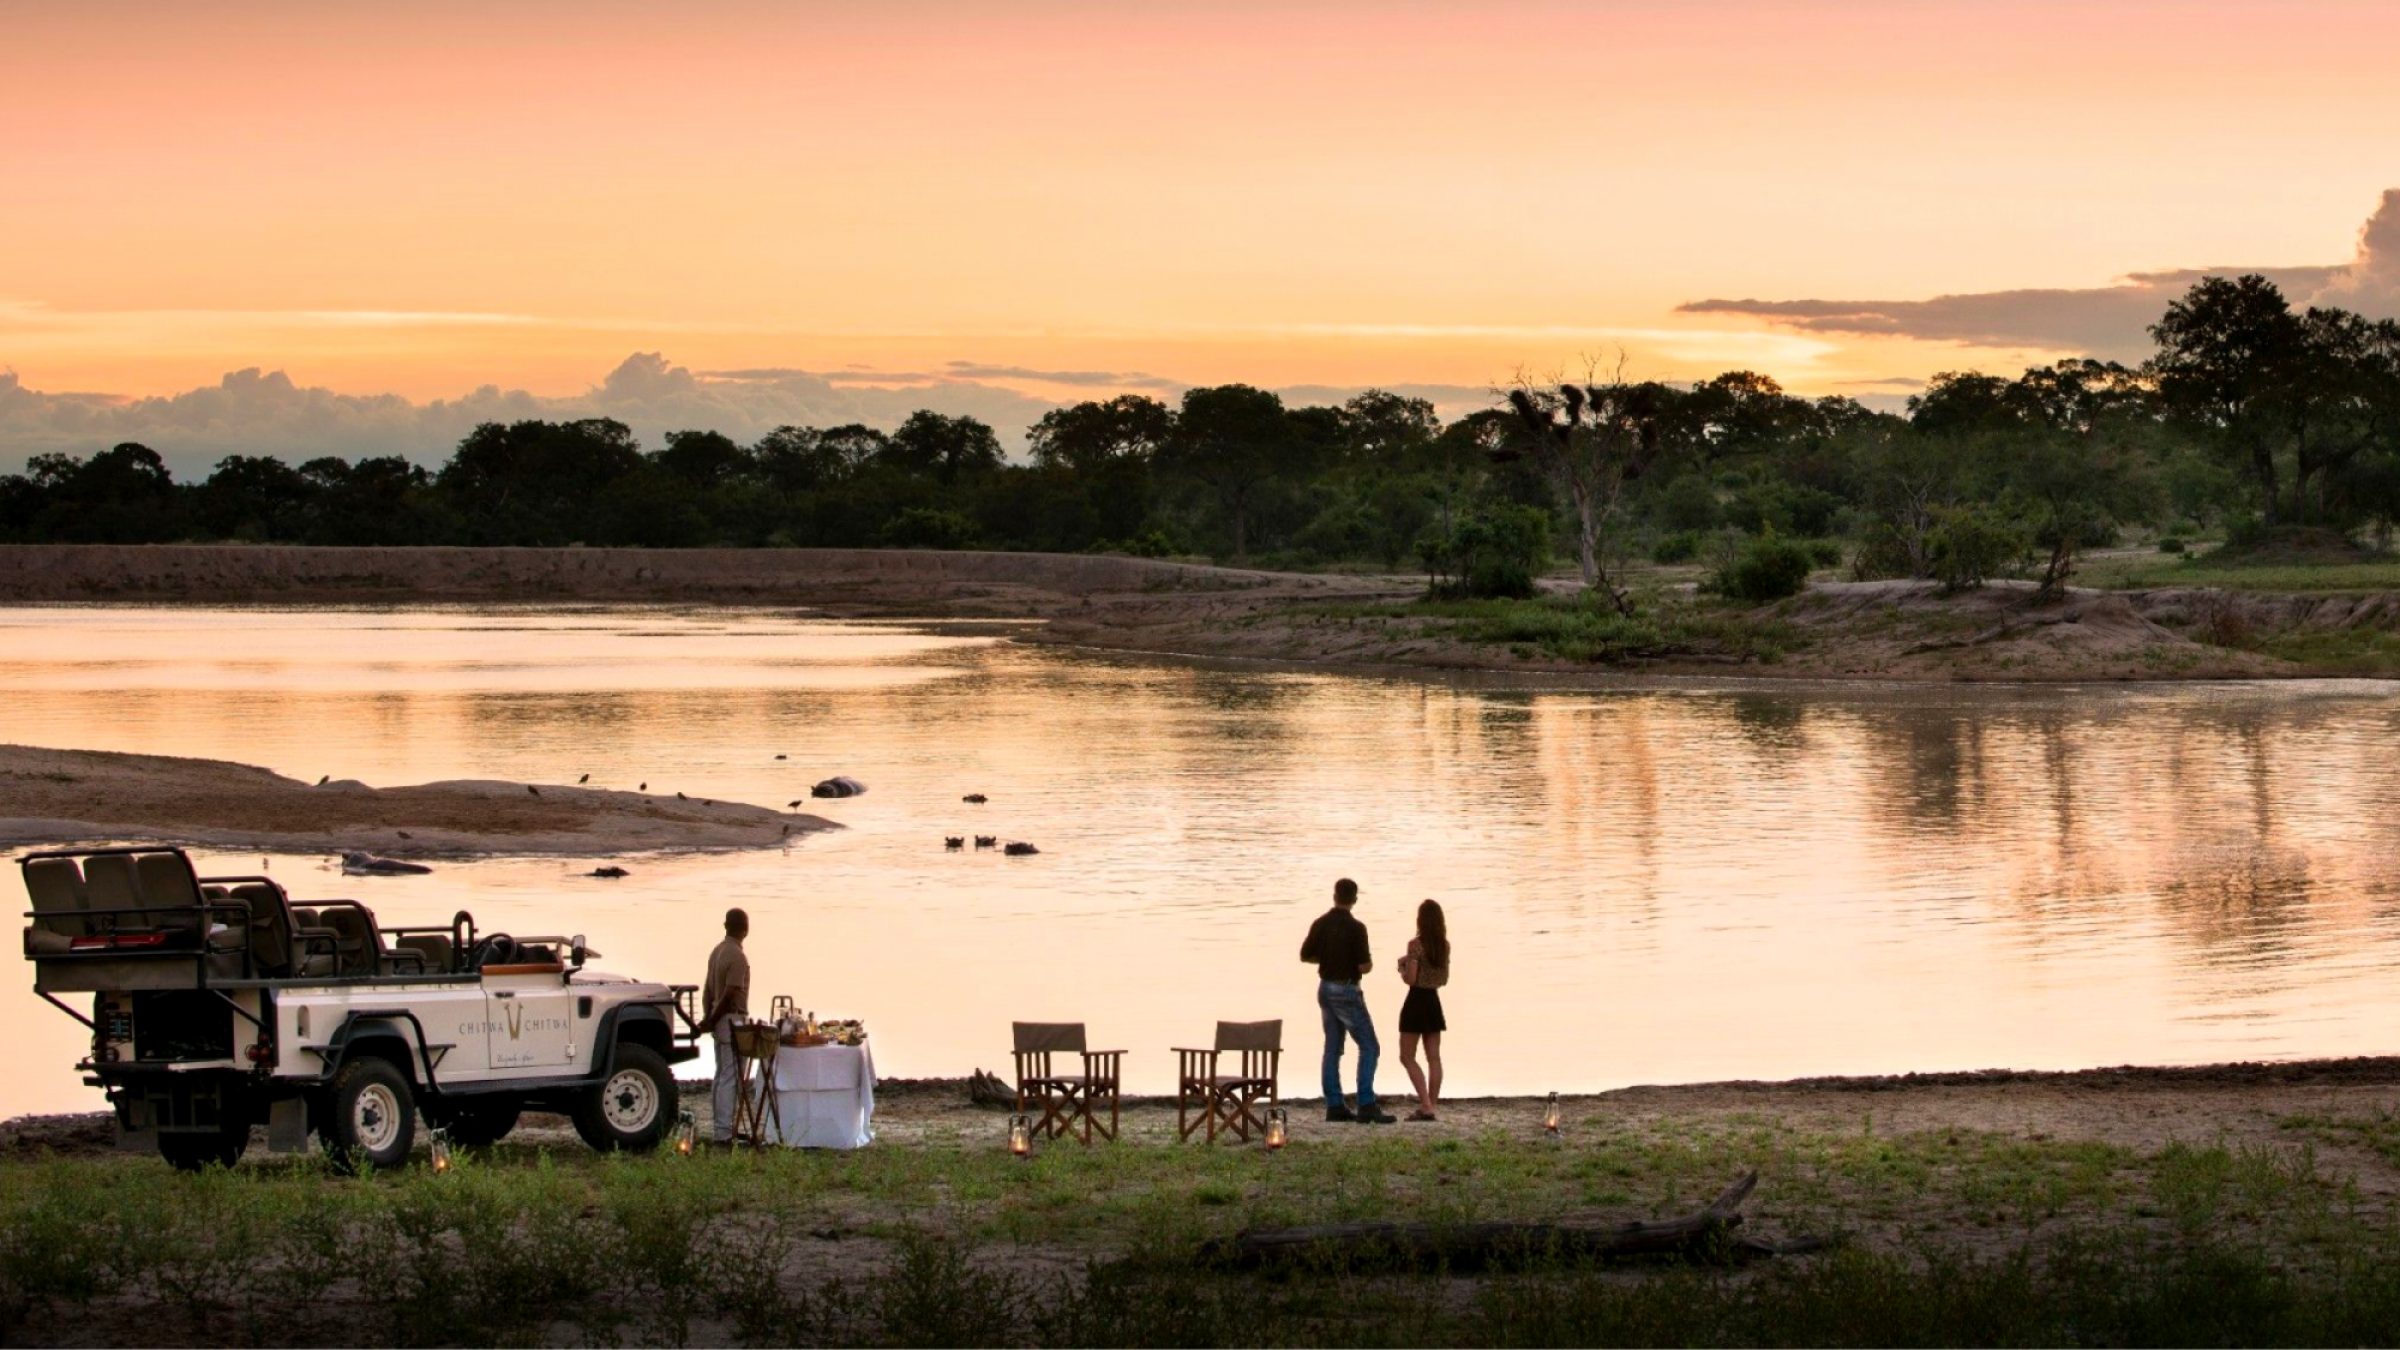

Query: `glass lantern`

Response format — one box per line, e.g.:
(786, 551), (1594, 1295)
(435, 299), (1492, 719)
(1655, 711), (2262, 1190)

(1008, 1113), (1034, 1160)
(429, 1127), (453, 1174)
(1264, 1107), (1289, 1151)
(675, 1110), (697, 1157)
(1543, 1091), (1562, 1139)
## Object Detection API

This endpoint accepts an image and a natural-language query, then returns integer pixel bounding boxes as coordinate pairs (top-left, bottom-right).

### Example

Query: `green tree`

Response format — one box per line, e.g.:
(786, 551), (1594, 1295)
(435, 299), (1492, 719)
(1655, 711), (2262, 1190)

(2149, 275), (2306, 526)
(654, 430), (748, 490)
(1026, 396), (1173, 473)
(879, 412), (1004, 485)
(1154, 384), (1295, 562)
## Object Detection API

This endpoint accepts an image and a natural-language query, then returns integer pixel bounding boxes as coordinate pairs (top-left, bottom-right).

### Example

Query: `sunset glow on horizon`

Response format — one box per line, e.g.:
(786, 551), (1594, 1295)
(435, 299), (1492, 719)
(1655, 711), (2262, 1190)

(6, 0), (2398, 459)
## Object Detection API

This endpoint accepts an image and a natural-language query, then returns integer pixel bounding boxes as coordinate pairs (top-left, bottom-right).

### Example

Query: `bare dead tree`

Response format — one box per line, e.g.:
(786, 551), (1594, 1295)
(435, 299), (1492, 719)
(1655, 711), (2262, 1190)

(1499, 358), (1663, 614)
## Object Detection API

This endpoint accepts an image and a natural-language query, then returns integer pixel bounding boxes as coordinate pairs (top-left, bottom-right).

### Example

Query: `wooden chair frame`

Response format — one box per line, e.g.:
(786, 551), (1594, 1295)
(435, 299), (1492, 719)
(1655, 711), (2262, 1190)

(729, 1022), (784, 1148)
(1176, 1020), (1282, 1144)
(1011, 1022), (1124, 1143)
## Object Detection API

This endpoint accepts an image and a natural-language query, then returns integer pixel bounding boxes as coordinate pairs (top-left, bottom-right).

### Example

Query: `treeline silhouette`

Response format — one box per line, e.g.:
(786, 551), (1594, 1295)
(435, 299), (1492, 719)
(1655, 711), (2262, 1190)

(4, 276), (2395, 593)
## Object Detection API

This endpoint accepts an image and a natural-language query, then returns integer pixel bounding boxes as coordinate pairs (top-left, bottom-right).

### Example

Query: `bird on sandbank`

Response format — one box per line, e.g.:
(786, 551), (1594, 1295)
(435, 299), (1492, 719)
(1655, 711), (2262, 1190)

(578, 773), (590, 784)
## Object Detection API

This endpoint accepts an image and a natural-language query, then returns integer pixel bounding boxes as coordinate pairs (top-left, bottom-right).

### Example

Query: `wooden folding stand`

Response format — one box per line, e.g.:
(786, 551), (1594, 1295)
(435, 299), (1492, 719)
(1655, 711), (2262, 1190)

(1011, 1021), (1123, 1143)
(729, 1022), (784, 1148)
(1176, 1019), (1282, 1144)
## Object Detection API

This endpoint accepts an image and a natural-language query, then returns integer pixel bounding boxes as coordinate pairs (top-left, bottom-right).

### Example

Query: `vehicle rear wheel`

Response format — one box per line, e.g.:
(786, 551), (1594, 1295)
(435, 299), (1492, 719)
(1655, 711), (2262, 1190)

(158, 1121), (247, 1172)
(438, 1098), (522, 1149)
(323, 1057), (417, 1173)
(573, 1044), (674, 1153)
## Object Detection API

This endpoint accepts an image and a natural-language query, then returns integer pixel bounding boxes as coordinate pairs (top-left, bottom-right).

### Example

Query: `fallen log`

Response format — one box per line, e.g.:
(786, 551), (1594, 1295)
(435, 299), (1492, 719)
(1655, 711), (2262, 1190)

(1211, 1171), (1824, 1270)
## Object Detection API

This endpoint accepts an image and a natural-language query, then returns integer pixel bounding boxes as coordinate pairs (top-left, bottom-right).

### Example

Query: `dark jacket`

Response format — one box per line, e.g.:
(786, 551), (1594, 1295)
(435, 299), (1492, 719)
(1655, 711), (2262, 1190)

(1300, 906), (1371, 984)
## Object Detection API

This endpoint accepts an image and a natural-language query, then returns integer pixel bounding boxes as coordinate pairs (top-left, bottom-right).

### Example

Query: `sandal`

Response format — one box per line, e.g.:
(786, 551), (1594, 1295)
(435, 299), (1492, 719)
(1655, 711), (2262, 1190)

(1408, 1109), (1438, 1122)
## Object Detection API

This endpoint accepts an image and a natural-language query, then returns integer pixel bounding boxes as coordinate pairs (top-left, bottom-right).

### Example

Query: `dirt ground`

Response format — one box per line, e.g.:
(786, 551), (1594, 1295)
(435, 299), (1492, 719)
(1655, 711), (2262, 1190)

(0, 742), (835, 856)
(13, 1057), (2400, 1170)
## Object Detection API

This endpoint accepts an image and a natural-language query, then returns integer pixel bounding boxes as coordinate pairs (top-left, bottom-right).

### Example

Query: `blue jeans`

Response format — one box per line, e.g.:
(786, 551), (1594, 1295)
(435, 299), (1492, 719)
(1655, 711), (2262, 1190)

(1317, 979), (1379, 1112)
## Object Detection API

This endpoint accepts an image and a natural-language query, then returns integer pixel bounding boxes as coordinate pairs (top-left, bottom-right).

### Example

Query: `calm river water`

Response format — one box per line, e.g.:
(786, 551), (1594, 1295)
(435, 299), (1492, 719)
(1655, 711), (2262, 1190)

(5, 604), (2399, 1118)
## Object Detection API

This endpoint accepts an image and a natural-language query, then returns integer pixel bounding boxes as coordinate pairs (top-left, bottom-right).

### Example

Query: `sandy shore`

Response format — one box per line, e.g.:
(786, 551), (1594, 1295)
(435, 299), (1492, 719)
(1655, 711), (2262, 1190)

(0, 743), (835, 856)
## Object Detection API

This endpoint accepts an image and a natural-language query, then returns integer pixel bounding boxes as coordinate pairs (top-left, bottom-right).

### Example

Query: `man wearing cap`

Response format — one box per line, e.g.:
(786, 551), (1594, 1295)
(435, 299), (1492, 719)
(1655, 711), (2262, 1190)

(700, 907), (751, 1144)
(1300, 878), (1394, 1124)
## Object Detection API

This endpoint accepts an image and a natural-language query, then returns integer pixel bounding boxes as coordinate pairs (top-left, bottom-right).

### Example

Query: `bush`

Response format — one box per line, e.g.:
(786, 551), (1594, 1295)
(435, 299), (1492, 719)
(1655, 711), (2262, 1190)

(1927, 506), (2026, 592)
(1653, 475), (1722, 532)
(1707, 534), (1816, 604)
(2159, 536), (2187, 554)
(1421, 506), (1550, 600)
(1650, 531), (1703, 564)
(1806, 539), (1843, 567)
(878, 507), (980, 550)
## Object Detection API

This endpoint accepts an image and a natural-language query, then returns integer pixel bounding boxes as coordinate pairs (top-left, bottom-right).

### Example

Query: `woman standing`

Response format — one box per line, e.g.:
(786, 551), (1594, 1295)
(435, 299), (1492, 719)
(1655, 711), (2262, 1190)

(1395, 899), (1449, 1122)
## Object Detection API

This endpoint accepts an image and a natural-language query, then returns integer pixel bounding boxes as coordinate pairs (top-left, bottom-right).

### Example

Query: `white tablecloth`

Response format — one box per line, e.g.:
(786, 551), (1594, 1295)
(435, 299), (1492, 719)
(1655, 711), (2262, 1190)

(749, 1041), (876, 1149)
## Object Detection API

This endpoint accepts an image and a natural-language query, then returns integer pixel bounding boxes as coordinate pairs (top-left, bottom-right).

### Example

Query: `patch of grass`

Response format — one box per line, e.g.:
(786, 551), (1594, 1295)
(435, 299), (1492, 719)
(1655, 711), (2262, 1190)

(2, 1125), (2394, 1345)
(1301, 595), (1805, 666)
(2240, 627), (2400, 674)
(2083, 557), (2400, 593)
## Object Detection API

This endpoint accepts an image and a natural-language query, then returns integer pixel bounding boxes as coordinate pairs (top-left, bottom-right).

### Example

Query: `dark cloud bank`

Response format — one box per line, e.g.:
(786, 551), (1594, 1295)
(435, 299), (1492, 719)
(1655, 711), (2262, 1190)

(1681, 189), (2400, 356)
(0, 354), (1492, 478)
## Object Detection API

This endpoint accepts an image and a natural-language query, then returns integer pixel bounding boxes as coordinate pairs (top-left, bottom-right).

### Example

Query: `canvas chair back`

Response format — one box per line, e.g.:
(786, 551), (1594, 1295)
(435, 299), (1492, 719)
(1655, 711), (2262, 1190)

(1012, 1022), (1087, 1055)
(1214, 1019), (1281, 1053)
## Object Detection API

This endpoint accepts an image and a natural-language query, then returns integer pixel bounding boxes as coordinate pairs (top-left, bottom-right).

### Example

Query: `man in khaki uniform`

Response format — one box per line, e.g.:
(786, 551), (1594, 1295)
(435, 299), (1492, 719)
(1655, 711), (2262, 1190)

(701, 907), (751, 1143)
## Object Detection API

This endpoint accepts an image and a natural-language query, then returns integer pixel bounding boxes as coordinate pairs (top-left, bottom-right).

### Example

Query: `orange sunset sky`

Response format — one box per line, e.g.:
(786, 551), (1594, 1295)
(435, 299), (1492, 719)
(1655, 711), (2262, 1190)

(3, 0), (2398, 465)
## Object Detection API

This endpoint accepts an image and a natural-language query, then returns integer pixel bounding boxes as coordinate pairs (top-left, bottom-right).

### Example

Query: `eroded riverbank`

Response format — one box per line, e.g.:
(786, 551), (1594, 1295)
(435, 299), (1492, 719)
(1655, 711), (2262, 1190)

(6, 542), (2396, 682)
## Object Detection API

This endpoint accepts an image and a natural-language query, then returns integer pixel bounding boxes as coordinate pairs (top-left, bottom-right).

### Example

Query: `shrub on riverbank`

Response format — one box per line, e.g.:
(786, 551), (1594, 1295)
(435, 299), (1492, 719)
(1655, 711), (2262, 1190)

(1303, 595), (1803, 666)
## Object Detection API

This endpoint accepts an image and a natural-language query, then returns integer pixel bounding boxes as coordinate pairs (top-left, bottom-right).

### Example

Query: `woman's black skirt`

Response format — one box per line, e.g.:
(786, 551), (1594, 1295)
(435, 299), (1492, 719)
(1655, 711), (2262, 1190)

(1399, 986), (1446, 1034)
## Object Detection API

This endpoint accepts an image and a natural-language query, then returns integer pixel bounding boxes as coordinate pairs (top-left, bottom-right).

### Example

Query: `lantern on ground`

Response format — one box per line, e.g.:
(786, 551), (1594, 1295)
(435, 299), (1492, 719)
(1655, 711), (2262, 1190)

(1543, 1092), (1562, 1139)
(1264, 1107), (1289, 1151)
(675, 1110), (696, 1157)
(429, 1127), (453, 1174)
(1008, 1113), (1034, 1160)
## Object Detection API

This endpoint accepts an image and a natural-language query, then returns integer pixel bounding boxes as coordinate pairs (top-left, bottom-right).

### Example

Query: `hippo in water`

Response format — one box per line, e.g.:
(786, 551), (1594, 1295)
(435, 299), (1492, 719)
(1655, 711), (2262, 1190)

(340, 850), (432, 876)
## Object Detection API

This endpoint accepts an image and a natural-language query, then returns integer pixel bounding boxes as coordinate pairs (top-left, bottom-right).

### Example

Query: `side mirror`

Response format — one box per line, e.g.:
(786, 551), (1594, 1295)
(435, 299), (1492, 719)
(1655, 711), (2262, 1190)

(570, 934), (588, 969)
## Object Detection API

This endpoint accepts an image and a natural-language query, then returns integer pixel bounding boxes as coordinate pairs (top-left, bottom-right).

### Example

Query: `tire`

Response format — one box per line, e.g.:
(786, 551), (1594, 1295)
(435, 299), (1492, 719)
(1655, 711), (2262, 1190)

(322, 1056), (417, 1173)
(437, 1098), (522, 1149)
(158, 1122), (247, 1172)
(573, 1043), (674, 1153)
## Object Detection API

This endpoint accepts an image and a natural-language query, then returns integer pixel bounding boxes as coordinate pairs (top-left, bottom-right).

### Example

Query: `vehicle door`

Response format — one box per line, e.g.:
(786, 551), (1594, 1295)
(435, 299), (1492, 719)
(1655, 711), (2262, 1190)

(483, 970), (578, 1070)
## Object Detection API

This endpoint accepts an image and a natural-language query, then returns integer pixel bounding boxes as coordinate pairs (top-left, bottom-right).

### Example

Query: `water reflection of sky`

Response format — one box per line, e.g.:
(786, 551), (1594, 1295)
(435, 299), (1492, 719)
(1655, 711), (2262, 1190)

(5, 605), (2399, 1116)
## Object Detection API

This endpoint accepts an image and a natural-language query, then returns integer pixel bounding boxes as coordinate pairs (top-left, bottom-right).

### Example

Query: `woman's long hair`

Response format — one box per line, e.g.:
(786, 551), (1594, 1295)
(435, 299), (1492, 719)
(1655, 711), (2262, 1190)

(1416, 899), (1449, 971)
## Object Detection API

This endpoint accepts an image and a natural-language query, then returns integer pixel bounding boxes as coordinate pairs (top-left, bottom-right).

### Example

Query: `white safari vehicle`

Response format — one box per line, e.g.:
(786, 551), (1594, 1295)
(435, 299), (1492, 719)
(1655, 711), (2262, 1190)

(20, 846), (701, 1171)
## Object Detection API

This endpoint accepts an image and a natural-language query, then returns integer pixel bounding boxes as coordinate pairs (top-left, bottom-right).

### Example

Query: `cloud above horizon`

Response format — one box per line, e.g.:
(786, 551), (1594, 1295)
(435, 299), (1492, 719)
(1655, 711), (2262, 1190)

(1680, 190), (2400, 358)
(0, 354), (1501, 478)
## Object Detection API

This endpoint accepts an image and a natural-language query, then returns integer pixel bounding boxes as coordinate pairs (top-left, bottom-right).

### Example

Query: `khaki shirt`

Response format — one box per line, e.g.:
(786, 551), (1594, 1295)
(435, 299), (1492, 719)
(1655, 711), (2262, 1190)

(702, 937), (749, 1031)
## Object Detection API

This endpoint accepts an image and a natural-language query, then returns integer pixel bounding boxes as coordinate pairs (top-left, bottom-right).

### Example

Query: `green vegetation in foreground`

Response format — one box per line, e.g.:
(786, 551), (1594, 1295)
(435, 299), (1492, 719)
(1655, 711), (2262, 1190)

(6, 1114), (2399, 1346)
(1296, 594), (1806, 666)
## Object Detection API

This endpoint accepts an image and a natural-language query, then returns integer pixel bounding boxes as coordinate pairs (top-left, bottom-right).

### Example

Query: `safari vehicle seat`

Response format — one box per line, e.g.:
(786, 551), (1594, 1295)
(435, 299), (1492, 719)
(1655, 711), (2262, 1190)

(22, 857), (89, 954)
(133, 853), (204, 931)
(392, 933), (455, 974)
(219, 881), (336, 979)
(295, 902), (425, 977)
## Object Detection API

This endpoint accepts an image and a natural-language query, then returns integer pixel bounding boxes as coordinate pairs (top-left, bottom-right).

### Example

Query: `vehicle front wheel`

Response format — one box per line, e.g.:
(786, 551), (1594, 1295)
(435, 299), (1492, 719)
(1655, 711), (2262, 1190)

(323, 1057), (417, 1173)
(573, 1044), (674, 1153)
